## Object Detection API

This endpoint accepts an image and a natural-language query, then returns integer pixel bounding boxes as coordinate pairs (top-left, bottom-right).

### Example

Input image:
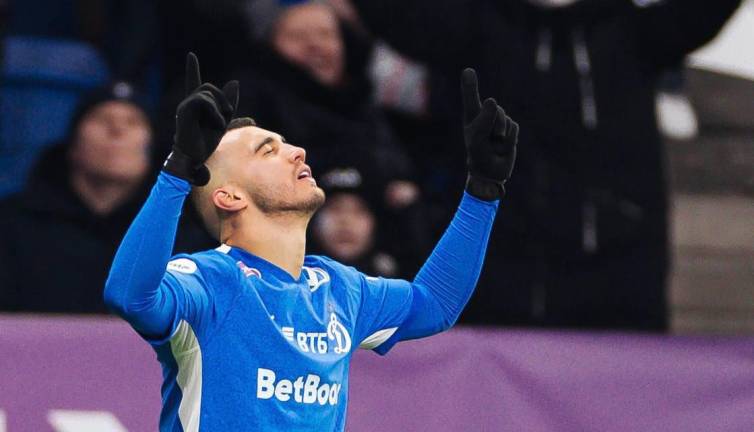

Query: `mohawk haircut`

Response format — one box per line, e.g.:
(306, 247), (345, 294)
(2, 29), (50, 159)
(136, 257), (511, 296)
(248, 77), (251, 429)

(227, 117), (256, 131)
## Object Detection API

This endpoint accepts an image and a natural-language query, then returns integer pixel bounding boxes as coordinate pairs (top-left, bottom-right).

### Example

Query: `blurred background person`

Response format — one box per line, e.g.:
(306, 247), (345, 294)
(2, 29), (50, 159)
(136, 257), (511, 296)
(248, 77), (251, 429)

(310, 167), (404, 278)
(344, 0), (743, 331)
(0, 82), (151, 313)
(0, 82), (210, 313)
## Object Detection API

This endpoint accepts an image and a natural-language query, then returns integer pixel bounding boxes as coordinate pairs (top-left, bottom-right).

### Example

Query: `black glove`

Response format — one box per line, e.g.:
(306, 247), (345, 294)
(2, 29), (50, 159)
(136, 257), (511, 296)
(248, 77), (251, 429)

(163, 52), (240, 186)
(460, 68), (518, 201)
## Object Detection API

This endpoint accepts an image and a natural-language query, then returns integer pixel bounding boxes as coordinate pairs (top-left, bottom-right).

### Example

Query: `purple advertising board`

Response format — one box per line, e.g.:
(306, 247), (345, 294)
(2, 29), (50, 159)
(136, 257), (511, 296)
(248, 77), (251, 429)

(1, 315), (753, 431)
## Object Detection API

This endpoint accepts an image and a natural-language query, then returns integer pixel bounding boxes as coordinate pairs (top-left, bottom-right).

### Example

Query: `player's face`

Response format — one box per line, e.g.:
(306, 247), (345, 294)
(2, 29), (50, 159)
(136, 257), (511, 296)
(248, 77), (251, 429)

(221, 126), (325, 216)
(70, 101), (151, 182)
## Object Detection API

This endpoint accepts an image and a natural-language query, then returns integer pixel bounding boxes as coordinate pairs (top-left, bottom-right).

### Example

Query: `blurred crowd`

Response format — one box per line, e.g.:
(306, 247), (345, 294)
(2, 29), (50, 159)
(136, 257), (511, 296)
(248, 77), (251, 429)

(0, 0), (744, 331)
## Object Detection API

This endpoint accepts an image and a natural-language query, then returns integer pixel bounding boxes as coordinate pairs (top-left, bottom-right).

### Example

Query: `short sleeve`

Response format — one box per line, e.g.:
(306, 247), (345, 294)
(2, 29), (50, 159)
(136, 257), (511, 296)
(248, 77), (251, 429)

(354, 274), (413, 354)
(142, 257), (214, 347)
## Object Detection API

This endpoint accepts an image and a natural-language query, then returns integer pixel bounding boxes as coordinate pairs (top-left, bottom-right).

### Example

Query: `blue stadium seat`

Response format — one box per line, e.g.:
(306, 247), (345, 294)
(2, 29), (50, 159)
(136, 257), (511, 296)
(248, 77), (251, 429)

(0, 36), (109, 197)
(0, 152), (39, 198)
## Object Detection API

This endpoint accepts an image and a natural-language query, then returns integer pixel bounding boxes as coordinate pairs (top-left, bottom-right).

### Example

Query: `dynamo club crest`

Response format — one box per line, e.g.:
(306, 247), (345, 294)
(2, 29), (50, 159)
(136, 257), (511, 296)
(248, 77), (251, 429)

(303, 267), (330, 292)
(327, 313), (351, 354)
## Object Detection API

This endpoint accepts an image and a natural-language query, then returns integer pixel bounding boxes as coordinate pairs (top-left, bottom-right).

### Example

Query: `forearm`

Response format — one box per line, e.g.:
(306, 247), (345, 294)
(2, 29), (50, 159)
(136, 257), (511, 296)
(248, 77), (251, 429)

(400, 192), (498, 339)
(103, 172), (188, 336)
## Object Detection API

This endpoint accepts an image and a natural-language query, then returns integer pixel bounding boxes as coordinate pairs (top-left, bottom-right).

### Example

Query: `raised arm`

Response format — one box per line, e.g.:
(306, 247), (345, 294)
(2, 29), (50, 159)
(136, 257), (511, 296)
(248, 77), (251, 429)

(103, 53), (238, 337)
(399, 190), (498, 339)
(401, 69), (517, 336)
(635, 0), (743, 68)
(361, 70), (518, 352)
(104, 173), (191, 336)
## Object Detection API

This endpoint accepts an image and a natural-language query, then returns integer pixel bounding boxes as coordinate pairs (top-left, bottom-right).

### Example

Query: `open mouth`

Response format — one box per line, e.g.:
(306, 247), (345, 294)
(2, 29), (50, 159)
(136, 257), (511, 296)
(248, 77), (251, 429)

(297, 166), (316, 185)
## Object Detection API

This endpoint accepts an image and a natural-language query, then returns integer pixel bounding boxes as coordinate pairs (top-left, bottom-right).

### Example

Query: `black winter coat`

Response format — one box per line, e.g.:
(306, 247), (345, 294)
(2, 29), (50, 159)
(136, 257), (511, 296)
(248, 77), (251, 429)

(0, 145), (215, 313)
(351, 0), (742, 330)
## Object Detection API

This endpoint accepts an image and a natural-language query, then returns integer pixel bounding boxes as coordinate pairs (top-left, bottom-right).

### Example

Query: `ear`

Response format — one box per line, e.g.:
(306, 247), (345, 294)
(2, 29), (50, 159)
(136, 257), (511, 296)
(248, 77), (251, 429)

(211, 186), (248, 213)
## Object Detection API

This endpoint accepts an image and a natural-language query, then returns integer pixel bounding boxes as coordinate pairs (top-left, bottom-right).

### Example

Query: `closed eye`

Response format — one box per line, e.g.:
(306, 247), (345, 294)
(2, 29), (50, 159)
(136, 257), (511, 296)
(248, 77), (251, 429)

(255, 137), (275, 154)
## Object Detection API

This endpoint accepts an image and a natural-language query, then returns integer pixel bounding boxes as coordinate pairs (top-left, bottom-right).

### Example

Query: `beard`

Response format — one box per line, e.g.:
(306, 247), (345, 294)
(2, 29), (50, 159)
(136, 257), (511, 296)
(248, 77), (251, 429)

(249, 182), (326, 217)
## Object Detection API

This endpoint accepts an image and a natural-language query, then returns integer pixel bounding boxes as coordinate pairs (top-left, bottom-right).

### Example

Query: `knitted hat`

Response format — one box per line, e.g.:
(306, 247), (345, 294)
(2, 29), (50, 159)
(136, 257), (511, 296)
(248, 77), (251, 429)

(68, 81), (151, 131)
(318, 166), (383, 213)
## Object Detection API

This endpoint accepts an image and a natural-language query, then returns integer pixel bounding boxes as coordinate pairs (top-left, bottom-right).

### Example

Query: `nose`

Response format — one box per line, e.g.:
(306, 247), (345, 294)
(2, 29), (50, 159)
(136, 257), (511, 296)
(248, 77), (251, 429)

(289, 145), (306, 163)
(108, 117), (128, 137)
(307, 40), (323, 56)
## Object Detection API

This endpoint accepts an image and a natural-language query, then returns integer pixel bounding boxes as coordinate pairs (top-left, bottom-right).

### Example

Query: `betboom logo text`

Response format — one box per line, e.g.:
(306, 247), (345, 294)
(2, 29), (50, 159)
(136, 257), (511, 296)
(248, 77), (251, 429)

(256, 368), (342, 406)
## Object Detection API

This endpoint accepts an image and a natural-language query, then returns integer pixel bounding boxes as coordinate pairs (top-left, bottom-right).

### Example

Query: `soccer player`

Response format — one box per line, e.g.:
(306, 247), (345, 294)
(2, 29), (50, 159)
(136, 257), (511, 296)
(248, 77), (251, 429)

(104, 53), (518, 431)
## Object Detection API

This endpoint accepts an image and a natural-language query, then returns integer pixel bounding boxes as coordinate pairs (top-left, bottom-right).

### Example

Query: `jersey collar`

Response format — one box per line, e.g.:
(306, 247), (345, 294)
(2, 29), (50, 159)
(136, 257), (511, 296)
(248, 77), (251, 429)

(219, 244), (306, 285)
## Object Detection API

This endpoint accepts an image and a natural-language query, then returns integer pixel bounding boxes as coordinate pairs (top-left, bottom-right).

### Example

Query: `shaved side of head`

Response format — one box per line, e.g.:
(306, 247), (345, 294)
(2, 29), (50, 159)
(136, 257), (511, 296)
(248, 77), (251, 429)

(190, 125), (250, 241)
(190, 170), (223, 242)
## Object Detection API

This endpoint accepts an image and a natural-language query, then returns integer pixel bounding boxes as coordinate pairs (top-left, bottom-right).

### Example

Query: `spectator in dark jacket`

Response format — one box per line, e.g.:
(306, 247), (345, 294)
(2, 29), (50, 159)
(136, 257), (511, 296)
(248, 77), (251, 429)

(309, 167), (405, 278)
(0, 83), (213, 313)
(346, 0), (742, 330)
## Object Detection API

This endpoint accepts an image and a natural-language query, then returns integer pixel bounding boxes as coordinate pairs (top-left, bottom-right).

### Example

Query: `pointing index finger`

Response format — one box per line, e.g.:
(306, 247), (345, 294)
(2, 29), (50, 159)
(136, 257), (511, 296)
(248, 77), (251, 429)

(461, 68), (482, 124)
(185, 52), (202, 95)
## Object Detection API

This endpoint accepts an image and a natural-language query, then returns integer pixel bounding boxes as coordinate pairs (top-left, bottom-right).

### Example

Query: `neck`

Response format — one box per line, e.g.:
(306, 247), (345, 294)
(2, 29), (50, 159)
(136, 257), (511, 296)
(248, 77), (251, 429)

(225, 211), (310, 280)
(70, 171), (142, 216)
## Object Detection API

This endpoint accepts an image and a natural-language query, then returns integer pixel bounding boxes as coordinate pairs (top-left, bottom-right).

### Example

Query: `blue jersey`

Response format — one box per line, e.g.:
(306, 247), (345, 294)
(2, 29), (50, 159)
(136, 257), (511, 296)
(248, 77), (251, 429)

(105, 172), (498, 432)
(150, 246), (411, 431)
